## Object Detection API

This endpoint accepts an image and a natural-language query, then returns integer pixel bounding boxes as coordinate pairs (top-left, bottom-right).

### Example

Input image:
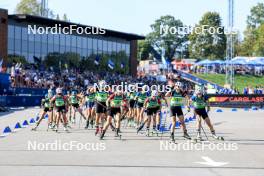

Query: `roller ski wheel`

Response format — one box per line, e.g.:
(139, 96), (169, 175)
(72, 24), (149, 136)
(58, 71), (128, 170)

(183, 132), (192, 140)
(145, 129), (150, 137)
(213, 135), (224, 141)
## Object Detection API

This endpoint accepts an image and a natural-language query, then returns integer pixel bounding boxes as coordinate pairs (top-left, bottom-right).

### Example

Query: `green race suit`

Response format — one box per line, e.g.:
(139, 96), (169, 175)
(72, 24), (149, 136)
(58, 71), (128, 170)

(110, 95), (123, 108)
(96, 92), (108, 102)
(170, 91), (184, 107)
(55, 96), (65, 107)
(70, 95), (78, 104)
(137, 92), (148, 103)
(85, 93), (95, 102)
(193, 97), (207, 109)
(146, 98), (159, 108)
(42, 98), (51, 108)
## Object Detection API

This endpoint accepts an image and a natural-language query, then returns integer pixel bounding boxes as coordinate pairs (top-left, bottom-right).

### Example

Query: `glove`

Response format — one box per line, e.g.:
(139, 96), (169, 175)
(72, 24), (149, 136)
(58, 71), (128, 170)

(187, 106), (191, 112)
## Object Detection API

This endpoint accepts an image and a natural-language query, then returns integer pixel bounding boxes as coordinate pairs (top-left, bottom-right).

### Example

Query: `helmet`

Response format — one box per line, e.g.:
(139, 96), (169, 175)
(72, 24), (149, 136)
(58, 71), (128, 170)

(142, 85), (149, 92)
(151, 90), (158, 97)
(56, 88), (62, 94)
(175, 82), (182, 88)
(195, 87), (203, 95)
(99, 80), (106, 87)
(48, 89), (52, 94)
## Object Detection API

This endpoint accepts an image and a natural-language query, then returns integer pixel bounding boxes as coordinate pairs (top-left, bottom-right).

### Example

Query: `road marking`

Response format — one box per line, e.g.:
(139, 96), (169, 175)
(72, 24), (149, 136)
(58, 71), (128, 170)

(195, 156), (229, 167)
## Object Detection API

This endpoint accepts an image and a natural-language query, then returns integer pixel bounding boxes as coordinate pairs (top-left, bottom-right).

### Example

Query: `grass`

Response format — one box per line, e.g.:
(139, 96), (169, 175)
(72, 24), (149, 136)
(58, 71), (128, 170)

(194, 74), (264, 92)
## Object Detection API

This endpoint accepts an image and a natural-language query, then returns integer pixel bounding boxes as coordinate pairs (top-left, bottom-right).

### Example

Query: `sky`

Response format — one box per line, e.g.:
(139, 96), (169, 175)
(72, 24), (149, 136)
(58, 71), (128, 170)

(0, 0), (263, 36)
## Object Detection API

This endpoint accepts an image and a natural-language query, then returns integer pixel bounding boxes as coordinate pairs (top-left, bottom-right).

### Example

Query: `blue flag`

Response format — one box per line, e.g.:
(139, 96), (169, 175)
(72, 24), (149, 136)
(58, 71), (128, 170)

(108, 59), (114, 70)
(94, 55), (100, 65)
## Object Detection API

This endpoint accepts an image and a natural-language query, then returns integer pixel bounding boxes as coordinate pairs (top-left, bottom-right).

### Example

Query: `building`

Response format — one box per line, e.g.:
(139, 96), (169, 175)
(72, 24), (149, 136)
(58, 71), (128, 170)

(0, 9), (144, 76)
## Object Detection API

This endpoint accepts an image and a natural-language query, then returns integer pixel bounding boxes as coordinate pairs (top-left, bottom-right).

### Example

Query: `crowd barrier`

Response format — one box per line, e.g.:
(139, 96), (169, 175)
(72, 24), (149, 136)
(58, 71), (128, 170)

(208, 94), (264, 108)
(0, 73), (10, 95)
(177, 70), (224, 90)
(0, 95), (43, 107)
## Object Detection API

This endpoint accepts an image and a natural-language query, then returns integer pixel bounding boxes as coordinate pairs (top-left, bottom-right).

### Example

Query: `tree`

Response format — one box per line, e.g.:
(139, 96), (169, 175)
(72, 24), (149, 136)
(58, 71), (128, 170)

(56, 14), (60, 20)
(147, 15), (188, 61)
(15, 0), (41, 15)
(246, 3), (264, 29)
(137, 40), (153, 60)
(253, 24), (264, 56)
(188, 12), (226, 60)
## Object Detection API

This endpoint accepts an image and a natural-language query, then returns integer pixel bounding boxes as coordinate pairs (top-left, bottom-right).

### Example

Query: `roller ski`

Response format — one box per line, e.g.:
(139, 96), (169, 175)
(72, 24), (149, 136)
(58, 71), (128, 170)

(145, 128), (150, 137)
(183, 131), (192, 140)
(212, 131), (224, 141)
(115, 128), (122, 139)
(151, 128), (159, 136)
(192, 131), (203, 143)
(170, 132), (177, 144)
(99, 130), (106, 140)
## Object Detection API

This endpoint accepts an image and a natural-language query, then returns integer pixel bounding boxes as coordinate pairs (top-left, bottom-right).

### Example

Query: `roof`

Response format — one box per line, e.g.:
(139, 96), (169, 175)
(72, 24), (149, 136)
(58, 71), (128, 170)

(8, 14), (145, 40)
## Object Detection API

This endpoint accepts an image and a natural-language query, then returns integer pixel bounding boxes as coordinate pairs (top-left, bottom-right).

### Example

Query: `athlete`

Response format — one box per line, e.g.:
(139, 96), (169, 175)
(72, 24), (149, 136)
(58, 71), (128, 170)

(68, 90), (86, 124)
(137, 90), (161, 136)
(135, 85), (149, 128)
(95, 80), (109, 135)
(100, 90), (125, 139)
(127, 91), (137, 127)
(83, 87), (96, 129)
(165, 82), (191, 142)
(31, 94), (52, 131)
(190, 88), (223, 140)
(50, 88), (69, 132)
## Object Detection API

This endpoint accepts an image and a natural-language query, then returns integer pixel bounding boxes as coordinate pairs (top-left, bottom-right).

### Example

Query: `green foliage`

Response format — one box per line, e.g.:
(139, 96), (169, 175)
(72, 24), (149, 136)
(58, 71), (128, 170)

(188, 12), (226, 60)
(246, 3), (264, 29)
(7, 55), (28, 65)
(137, 40), (153, 60)
(253, 24), (264, 56)
(147, 15), (188, 61)
(15, 0), (41, 15)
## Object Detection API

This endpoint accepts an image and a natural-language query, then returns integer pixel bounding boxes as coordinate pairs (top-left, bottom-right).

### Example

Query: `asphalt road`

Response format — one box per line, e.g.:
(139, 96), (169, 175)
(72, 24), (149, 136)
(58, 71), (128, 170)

(0, 107), (264, 176)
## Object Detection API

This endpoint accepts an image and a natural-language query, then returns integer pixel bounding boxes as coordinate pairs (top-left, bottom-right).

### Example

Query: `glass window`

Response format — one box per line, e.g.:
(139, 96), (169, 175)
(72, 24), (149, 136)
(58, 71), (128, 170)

(103, 40), (107, 52)
(15, 26), (21, 39)
(125, 43), (130, 56)
(22, 27), (28, 40)
(88, 38), (92, 49)
(77, 36), (82, 48)
(35, 33), (41, 42)
(82, 37), (87, 49)
(107, 41), (112, 53)
(92, 38), (97, 51)
(66, 35), (71, 46)
(8, 38), (14, 50)
(112, 41), (117, 53)
(54, 34), (59, 44)
(42, 42), (47, 55)
(8, 25), (15, 39)
(29, 41), (34, 53)
(71, 35), (76, 47)
(117, 42), (122, 52)
(22, 40), (28, 52)
(14, 39), (21, 55)
(98, 39), (102, 51)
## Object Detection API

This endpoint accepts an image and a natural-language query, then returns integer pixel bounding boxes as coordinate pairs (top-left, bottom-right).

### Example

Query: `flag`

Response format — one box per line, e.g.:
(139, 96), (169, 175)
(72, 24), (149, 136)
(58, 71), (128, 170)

(108, 59), (114, 70)
(94, 55), (100, 65)
(0, 58), (2, 72)
(121, 62), (125, 69)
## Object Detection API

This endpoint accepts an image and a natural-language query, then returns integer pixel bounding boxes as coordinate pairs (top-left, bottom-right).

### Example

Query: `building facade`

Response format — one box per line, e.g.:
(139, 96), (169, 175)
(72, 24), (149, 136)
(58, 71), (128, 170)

(0, 9), (144, 76)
